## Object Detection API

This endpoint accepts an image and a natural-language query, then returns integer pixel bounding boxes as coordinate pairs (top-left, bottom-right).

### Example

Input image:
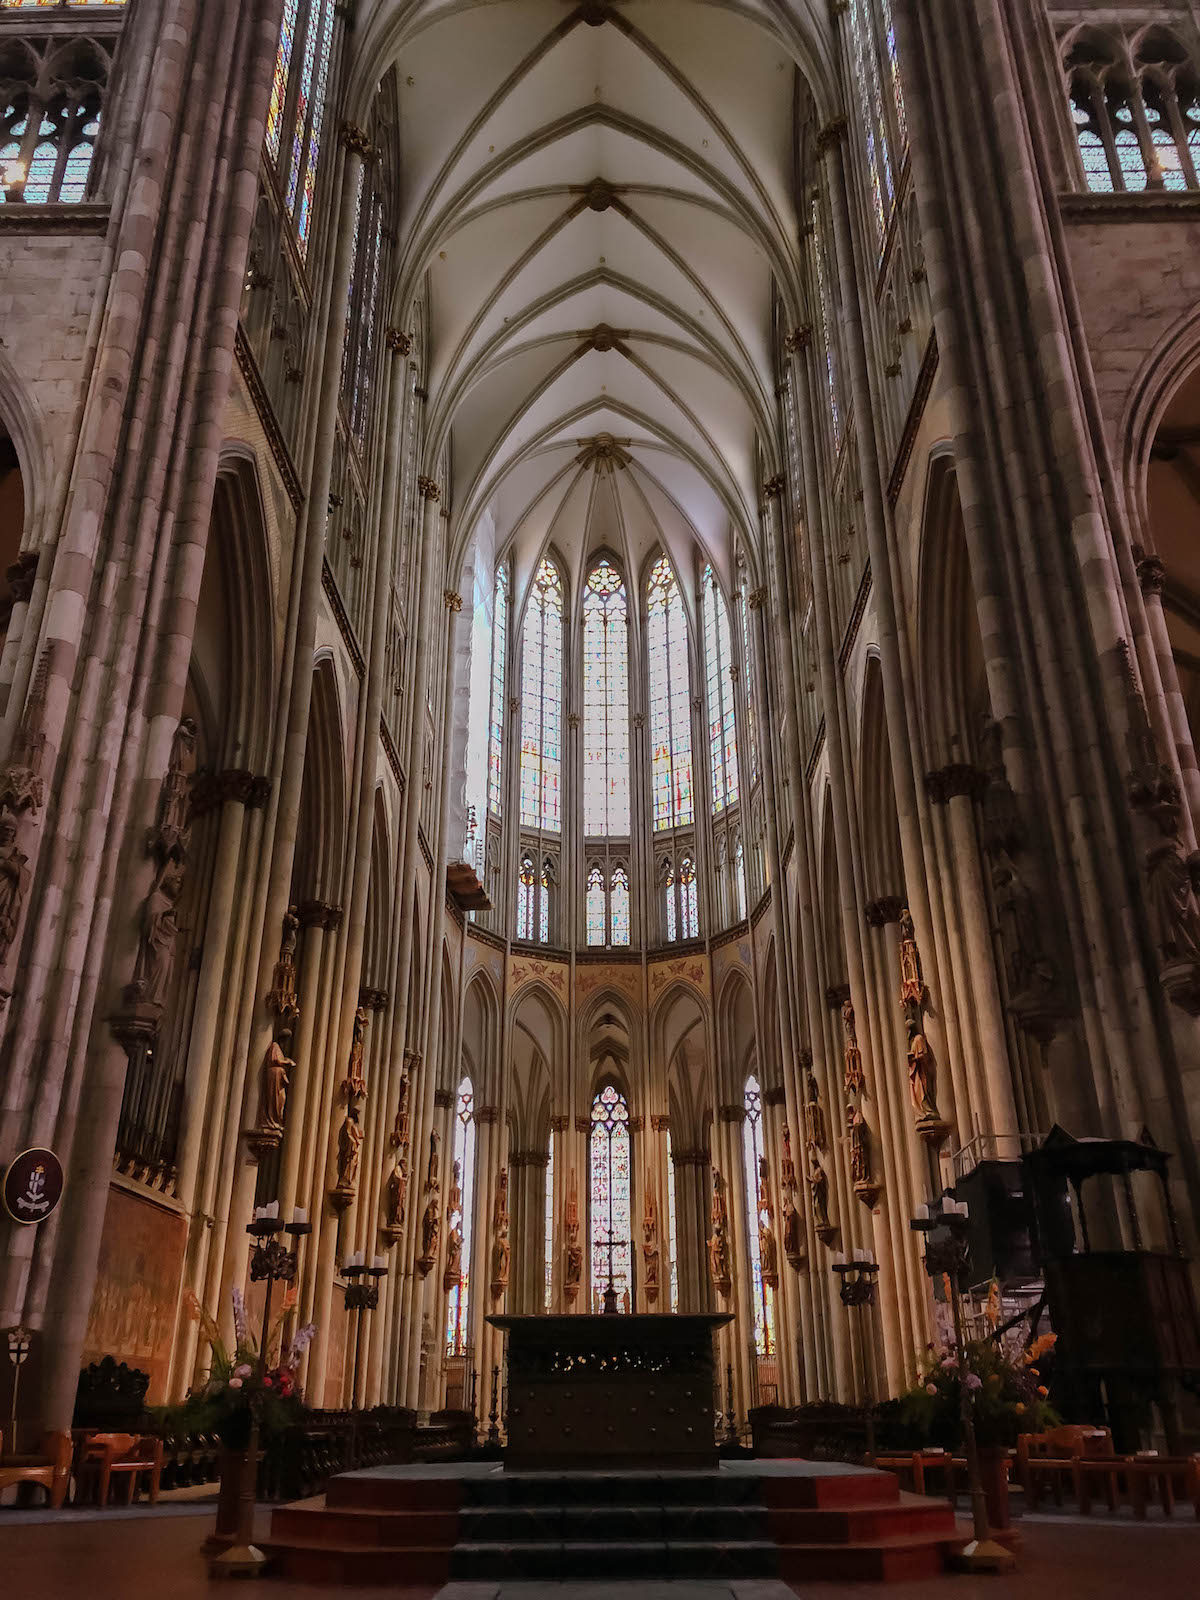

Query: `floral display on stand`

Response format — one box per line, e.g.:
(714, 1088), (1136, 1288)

(896, 1327), (1059, 1449)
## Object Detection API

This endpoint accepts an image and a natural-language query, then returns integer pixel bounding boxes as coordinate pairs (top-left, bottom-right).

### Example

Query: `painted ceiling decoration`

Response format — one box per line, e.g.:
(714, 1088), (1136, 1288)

(351, 0), (837, 615)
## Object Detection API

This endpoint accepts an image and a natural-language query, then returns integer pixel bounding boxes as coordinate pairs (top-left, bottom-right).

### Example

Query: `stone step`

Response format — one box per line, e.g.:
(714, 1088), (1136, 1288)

(767, 1495), (957, 1544)
(270, 1501), (460, 1548)
(449, 1538), (780, 1582)
(458, 1501), (771, 1542)
(460, 1470), (765, 1508)
(263, 1538), (454, 1586)
(755, 1465), (902, 1510)
(777, 1530), (963, 1583)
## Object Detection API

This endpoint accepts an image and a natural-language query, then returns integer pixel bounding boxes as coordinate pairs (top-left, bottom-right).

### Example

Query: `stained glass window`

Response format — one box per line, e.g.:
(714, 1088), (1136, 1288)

(517, 852), (536, 941)
(445, 1078), (476, 1357)
(663, 858), (677, 943)
(520, 558), (563, 832)
(1072, 95), (1115, 191)
(590, 1084), (632, 1311)
(0, 96), (101, 206)
(849, 0), (893, 248)
(544, 1127), (556, 1309)
(610, 865), (630, 947)
(1113, 100), (1148, 190)
(734, 837), (747, 922)
(647, 555), (694, 831)
(811, 194), (842, 445)
(680, 855), (699, 940)
(742, 1075), (775, 1357)
(666, 1128), (679, 1311)
(702, 565), (739, 813)
(739, 579), (760, 785)
(539, 858), (552, 944)
(879, 0), (907, 144)
(586, 863), (606, 947)
(488, 565), (508, 815)
(266, 0), (299, 163)
(583, 559), (630, 835)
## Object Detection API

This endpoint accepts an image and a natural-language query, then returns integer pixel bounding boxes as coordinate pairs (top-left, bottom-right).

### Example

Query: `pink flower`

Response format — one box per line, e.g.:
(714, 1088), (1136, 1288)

(233, 1363), (252, 1379)
(926, 1383), (938, 1395)
(965, 1373), (982, 1391)
(228, 1377), (243, 1389)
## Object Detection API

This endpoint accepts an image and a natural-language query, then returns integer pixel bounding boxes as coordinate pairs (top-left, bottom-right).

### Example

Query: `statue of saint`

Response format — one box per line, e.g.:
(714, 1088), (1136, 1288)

(847, 1105), (870, 1186)
(336, 1105), (364, 1191)
(808, 1144), (831, 1231)
(154, 717), (196, 860)
(256, 1028), (293, 1131)
(0, 812), (29, 967)
(447, 1158), (463, 1221)
(759, 1215), (778, 1280)
(782, 1191), (803, 1266)
(803, 1069), (826, 1150)
(491, 1225), (510, 1297)
(421, 1190), (441, 1261)
(390, 1067), (411, 1149)
(386, 1155), (408, 1230)
(991, 848), (1059, 998)
(898, 908), (925, 1007)
(130, 858), (185, 1008)
(267, 905), (300, 1020)
(444, 1223), (463, 1290)
(428, 1129), (441, 1193)
(841, 998), (863, 1094)
(342, 1006), (368, 1099)
(906, 1021), (940, 1120)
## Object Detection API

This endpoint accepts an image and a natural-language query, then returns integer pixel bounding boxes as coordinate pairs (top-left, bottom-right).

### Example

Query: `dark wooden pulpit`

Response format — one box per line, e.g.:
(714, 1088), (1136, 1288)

(488, 1313), (732, 1470)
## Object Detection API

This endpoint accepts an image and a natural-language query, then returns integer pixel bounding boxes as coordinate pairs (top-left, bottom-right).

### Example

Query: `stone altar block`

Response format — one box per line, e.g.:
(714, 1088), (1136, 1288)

(488, 1313), (732, 1470)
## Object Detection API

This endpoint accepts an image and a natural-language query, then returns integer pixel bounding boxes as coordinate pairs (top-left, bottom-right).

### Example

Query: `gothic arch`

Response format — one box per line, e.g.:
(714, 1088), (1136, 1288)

(461, 967), (501, 1105)
(715, 966), (757, 1105)
(292, 656), (349, 905)
(859, 651), (905, 901)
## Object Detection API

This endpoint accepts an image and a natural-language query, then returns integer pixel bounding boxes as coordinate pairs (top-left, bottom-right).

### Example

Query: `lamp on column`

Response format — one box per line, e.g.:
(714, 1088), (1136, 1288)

(830, 1250), (879, 1459)
(911, 1193), (1014, 1572)
(210, 1204), (310, 1578)
(343, 1254), (388, 1409)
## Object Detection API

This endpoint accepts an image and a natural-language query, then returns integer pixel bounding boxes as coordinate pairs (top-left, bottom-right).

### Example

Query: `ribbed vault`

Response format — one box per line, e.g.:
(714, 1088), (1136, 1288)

(350, 0), (830, 609)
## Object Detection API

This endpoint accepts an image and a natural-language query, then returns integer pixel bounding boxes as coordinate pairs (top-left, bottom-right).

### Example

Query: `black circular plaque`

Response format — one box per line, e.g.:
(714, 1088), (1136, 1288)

(3, 1147), (64, 1226)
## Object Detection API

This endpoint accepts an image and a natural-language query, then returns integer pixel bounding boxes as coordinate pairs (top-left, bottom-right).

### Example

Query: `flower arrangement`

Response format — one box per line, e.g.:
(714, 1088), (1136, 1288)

(158, 1288), (315, 1448)
(897, 1328), (1059, 1449)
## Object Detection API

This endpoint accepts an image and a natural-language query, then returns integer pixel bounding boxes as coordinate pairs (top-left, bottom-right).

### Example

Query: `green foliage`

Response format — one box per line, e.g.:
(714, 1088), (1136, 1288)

(895, 1330), (1060, 1449)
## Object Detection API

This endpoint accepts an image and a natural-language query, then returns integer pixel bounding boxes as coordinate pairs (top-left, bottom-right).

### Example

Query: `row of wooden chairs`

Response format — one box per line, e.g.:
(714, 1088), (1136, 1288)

(0, 1430), (162, 1508)
(1018, 1427), (1200, 1518)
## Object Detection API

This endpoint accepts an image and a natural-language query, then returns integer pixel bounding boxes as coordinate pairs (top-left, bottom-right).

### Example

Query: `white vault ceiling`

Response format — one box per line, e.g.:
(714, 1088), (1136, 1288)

(353, 0), (832, 607)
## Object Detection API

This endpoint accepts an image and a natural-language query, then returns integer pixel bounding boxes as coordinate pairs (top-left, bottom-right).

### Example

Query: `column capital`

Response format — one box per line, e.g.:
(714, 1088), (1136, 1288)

(359, 986), (389, 1011)
(340, 123), (373, 158)
(762, 473), (786, 500)
(188, 769), (271, 817)
(1137, 554), (1167, 596)
(297, 899), (343, 931)
(443, 589), (463, 612)
(650, 1113), (671, 1131)
(549, 1114), (570, 1132)
(747, 586), (768, 610)
(925, 763), (985, 804)
(385, 327), (413, 356)
(783, 325), (812, 355)
(865, 895), (905, 928)
(825, 982), (851, 1011)
(816, 116), (848, 154)
(475, 1104), (500, 1125)
(671, 1146), (711, 1167)
(717, 1103), (746, 1124)
(434, 1088), (454, 1108)
(510, 1149), (549, 1169)
(418, 476), (441, 502)
(628, 1115), (645, 1133)
(574, 1116), (592, 1133)
(764, 1085), (786, 1108)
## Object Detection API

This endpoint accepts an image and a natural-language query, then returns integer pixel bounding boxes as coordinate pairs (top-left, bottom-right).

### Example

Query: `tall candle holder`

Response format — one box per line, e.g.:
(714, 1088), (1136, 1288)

(831, 1250), (880, 1459)
(342, 1254), (388, 1409)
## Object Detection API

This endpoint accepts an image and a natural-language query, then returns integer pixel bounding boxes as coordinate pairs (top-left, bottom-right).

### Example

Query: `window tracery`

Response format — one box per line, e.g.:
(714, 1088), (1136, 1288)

(742, 1074), (775, 1357)
(488, 564), (508, 817)
(1068, 31), (1200, 193)
(810, 192), (843, 446)
(0, 33), (108, 205)
(590, 1083), (632, 1311)
(702, 565), (739, 814)
(444, 1077), (475, 1357)
(520, 558), (563, 833)
(266, 0), (335, 256)
(647, 555), (694, 831)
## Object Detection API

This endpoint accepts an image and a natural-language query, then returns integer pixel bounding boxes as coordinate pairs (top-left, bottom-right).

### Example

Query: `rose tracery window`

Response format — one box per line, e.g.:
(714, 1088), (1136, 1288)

(590, 1083), (632, 1311)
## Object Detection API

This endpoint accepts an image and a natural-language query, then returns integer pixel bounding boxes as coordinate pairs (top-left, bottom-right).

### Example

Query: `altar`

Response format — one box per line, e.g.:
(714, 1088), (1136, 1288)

(488, 1313), (732, 1470)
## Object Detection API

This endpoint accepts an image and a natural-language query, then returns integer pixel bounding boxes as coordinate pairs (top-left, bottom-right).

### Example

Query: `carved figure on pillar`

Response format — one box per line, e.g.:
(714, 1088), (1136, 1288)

(898, 909), (926, 1008)
(417, 1131), (442, 1276)
(841, 999), (863, 1095)
(447, 1157), (463, 1222)
(127, 858), (185, 1011)
(0, 648), (49, 818)
(0, 813), (30, 969)
(708, 1169), (732, 1297)
(390, 1063), (412, 1150)
(802, 1065), (827, 1150)
(807, 1143), (835, 1243)
(564, 1170), (583, 1303)
(444, 1222), (464, 1292)
(757, 1154), (779, 1288)
(151, 716), (197, 862)
(782, 1190), (805, 1270)
(247, 1027), (294, 1156)
(341, 1006), (369, 1100)
(332, 1104), (364, 1210)
(490, 1166), (510, 1302)
(847, 1104), (880, 1207)
(780, 1123), (797, 1190)
(642, 1182), (660, 1303)
(266, 905), (301, 1026)
(383, 1152), (408, 1245)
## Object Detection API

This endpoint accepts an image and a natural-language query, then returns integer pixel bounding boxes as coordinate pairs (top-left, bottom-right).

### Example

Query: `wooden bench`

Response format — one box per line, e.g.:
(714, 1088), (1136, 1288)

(73, 1431), (163, 1505)
(0, 1428), (72, 1509)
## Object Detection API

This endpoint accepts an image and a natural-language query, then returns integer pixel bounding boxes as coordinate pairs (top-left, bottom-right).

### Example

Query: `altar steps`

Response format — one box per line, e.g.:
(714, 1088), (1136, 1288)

(263, 1462), (961, 1585)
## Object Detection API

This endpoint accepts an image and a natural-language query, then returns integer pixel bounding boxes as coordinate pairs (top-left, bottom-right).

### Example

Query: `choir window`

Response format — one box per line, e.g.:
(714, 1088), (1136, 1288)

(583, 558), (631, 836)
(647, 555), (694, 831)
(520, 558), (563, 832)
(266, 0), (336, 256)
(742, 1074), (775, 1357)
(0, 35), (108, 205)
(590, 1083), (632, 1311)
(444, 1077), (475, 1357)
(702, 565), (739, 813)
(488, 564), (508, 816)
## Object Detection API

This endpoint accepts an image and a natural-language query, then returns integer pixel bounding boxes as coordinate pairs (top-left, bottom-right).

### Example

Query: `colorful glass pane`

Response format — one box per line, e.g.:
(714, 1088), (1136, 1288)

(647, 555), (694, 831)
(488, 566), (508, 815)
(583, 559), (630, 836)
(680, 856), (698, 940)
(520, 559), (563, 832)
(517, 853), (536, 940)
(664, 859), (677, 943)
(590, 1085), (632, 1311)
(544, 1128), (555, 1309)
(879, 0), (907, 144)
(812, 195), (842, 444)
(739, 578), (760, 785)
(586, 863), (606, 947)
(610, 865), (630, 948)
(539, 858), (551, 944)
(445, 1078), (475, 1356)
(742, 1075), (775, 1357)
(666, 1129), (678, 1311)
(266, 0), (299, 163)
(295, 0), (333, 253)
(702, 565), (739, 814)
(285, 0), (320, 215)
(849, 0), (892, 247)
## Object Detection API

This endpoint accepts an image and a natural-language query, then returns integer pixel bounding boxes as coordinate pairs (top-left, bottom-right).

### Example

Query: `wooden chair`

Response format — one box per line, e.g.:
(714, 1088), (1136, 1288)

(1017, 1427), (1099, 1509)
(0, 1428), (72, 1509)
(1123, 1454), (1200, 1520)
(74, 1432), (163, 1506)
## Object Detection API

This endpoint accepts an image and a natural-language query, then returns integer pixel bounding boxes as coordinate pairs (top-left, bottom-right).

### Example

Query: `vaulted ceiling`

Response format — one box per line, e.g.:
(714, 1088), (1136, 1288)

(352, 1), (833, 609)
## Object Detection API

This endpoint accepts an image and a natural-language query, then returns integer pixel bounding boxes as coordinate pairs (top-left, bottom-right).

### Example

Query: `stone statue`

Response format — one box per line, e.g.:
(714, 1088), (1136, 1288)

(493, 1164), (508, 1228)
(847, 1104), (870, 1187)
(152, 716), (196, 862)
(803, 1069), (826, 1150)
(991, 847), (1060, 999)
(341, 1006), (368, 1099)
(643, 1183), (660, 1298)
(708, 1169), (731, 1292)
(447, 1157), (463, 1221)
(336, 1105), (364, 1191)
(906, 1021), (940, 1120)
(898, 908), (924, 1007)
(759, 1215), (779, 1285)
(782, 1191), (804, 1268)
(841, 998), (863, 1094)
(256, 1028), (293, 1131)
(1144, 839), (1200, 966)
(386, 1154), (408, 1231)
(491, 1224), (510, 1299)
(428, 1129), (442, 1193)
(267, 904), (300, 1022)
(0, 812), (29, 966)
(780, 1123), (797, 1190)
(129, 858), (185, 1009)
(444, 1223), (463, 1291)
(808, 1143), (831, 1231)
(421, 1189), (441, 1264)
(390, 1067), (411, 1149)
(564, 1171), (583, 1299)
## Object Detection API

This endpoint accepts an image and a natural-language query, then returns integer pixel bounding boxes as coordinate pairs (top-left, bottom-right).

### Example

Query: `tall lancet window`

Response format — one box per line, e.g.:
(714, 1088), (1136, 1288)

(517, 851), (537, 941)
(739, 576), (760, 786)
(610, 865), (631, 947)
(267, 0), (335, 256)
(848, 0), (894, 248)
(586, 863), (606, 947)
(445, 1077), (476, 1356)
(488, 564), (508, 816)
(647, 556), (694, 830)
(742, 1074), (775, 1357)
(583, 559), (631, 835)
(590, 1084), (632, 1312)
(811, 194), (842, 445)
(544, 1126), (556, 1310)
(702, 565), (739, 813)
(520, 558), (563, 832)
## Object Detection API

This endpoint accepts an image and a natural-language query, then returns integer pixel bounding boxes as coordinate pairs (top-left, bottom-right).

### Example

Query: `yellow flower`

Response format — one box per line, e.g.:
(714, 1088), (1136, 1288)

(1015, 1402), (1026, 1414)
(1037, 1386), (1049, 1397)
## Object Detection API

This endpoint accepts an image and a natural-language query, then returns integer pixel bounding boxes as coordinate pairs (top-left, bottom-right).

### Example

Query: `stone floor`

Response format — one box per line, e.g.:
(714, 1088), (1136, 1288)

(0, 1506), (1196, 1598)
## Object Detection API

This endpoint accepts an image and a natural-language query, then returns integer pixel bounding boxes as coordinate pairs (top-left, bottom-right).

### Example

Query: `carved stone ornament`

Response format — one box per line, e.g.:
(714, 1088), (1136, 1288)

(841, 998), (864, 1095)
(807, 1141), (835, 1244)
(389, 1065), (412, 1150)
(340, 1006), (369, 1101)
(898, 909), (925, 1007)
(802, 1068), (827, 1152)
(331, 1105), (364, 1211)
(490, 1167), (511, 1302)
(0, 811), (30, 973)
(847, 1104), (881, 1208)
(782, 1190), (805, 1271)
(417, 1131), (442, 1277)
(642, 1180), (660, 1302)
(444, 1222), (464, 1292)
(0, 649), (49, 819)
(125, 857), (185, 1014)
(564, 1170), (583, 1302)
(266, 905), (301, 1027)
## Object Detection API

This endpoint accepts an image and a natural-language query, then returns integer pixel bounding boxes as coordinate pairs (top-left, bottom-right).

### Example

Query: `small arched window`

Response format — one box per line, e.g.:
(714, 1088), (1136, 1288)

(517, 851), (537, 941)
(590, 1083), (632, 1311)
(610, 865), (631, 947)
(586, 863), (606, 947)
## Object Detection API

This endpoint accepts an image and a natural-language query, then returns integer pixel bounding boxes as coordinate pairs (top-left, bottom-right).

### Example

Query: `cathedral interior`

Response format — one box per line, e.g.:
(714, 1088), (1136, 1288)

(2, 0), (1200, 1590)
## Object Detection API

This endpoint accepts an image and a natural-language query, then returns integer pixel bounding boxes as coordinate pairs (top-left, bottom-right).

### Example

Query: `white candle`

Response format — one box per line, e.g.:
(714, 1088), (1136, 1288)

(916, 1203), (929, 1221)
(833, 1251), (845, 1265)
(266, 1200), (280, 1219)
(253, 1205), (265, 1221)
(292, 1206), (307, 1226)
(373, 1254), (386, 1270)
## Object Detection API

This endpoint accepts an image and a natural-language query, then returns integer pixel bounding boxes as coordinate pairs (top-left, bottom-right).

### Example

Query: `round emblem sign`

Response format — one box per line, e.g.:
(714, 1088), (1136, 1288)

(3, 1147), (64, 1226)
